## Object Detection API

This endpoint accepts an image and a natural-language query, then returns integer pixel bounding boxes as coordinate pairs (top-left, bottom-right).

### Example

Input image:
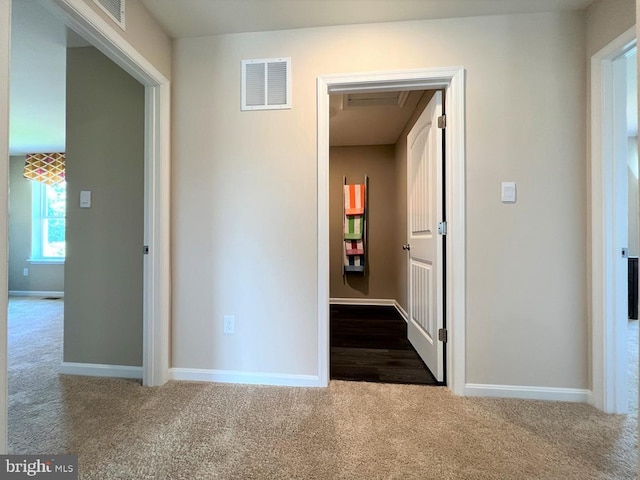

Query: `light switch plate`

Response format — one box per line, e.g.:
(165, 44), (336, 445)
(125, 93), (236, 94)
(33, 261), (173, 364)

(501, 182), (516, 203)
(80, 190), (91, 208)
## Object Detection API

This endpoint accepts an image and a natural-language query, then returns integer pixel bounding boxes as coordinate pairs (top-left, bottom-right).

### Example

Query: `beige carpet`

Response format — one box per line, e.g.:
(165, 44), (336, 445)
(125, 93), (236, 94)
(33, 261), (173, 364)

(8, 297), (638, 479)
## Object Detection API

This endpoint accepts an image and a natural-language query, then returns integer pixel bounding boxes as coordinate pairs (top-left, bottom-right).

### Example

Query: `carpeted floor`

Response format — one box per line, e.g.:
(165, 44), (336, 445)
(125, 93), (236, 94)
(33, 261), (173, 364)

(629, 319), (638, 415)
(8, 297), (639, 479)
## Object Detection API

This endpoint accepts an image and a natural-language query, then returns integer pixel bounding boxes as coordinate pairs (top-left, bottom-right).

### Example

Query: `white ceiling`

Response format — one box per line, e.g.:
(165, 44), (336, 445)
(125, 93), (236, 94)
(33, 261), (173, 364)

(140, 0), (595, 39)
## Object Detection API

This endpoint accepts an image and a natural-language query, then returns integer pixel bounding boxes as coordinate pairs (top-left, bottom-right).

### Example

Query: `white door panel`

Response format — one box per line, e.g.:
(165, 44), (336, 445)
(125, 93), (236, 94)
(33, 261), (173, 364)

(407, 91), (444, 381)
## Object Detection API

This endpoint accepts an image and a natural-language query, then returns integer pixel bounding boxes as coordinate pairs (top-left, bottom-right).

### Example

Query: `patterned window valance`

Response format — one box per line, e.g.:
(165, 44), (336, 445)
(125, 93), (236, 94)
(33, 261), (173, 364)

(23, 153), (66, 185)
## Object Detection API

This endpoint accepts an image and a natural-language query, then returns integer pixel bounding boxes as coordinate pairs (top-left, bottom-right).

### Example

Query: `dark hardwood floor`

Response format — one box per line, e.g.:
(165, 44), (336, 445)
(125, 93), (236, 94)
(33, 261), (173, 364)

(330, 304), (439, 385)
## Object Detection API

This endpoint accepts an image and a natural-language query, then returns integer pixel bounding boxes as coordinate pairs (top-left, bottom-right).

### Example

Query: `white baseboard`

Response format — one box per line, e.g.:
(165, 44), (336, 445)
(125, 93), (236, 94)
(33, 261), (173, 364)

(329, 297), (408, 322)
(465, 383), (592, 403)
(330, 297), (396, 306)
(60, 362), (143, 379)
(584, 390), (595, 406)
(394, 301), (408, 322)
(169, 368), (321, 387)
(9, 290), (64, 297)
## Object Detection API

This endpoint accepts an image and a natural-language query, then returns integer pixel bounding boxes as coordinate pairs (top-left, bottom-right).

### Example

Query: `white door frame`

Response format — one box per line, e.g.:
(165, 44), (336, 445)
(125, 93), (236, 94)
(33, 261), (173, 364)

(316, 67), (466, 393)
(35, 0), (171, 387)
(591, 26), (636, 413)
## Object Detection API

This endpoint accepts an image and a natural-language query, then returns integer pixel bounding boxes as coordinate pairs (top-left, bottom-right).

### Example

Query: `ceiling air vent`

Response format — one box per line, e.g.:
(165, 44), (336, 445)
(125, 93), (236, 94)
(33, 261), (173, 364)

(242, 58), (291, 111)
(343, 91), (409, 109)
(92, 0), (125, 30)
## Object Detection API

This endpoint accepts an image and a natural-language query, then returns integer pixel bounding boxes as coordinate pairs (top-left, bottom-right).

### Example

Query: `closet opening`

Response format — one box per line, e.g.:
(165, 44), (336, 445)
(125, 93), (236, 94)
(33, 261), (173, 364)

(328, 89), (444, 386)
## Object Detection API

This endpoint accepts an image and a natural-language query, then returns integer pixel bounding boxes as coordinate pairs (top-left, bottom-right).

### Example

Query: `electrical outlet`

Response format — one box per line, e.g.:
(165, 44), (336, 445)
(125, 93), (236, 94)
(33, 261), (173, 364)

(223, 315), (235, 335)
(23, 268), (28, 276)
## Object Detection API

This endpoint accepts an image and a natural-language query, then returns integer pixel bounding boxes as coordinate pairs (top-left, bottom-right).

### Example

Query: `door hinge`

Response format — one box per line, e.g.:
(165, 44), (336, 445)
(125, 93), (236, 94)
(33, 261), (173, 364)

(438, 328), (448, 343)
(622, 247), (629, 258)
(438, 115), (446, 129)
(143, 245), (149, 255)
(438, 221), (447, 235)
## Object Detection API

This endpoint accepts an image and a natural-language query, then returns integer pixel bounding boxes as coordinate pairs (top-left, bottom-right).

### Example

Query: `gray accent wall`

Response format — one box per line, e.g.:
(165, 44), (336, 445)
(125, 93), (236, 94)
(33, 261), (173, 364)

(64, 46), (144, 367)
(8, 155), (65, 292)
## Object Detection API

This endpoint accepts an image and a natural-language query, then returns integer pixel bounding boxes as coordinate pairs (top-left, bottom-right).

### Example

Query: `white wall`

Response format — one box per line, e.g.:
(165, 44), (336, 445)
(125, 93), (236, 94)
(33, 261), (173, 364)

(173, 12), (587, 388)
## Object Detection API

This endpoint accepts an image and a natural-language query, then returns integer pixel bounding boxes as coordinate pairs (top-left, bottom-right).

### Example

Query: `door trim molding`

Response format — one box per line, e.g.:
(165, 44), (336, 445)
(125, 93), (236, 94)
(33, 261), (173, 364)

(590, 26), (636, 413)
(316, 67), (466, 394)
(38, 0), (171, 387)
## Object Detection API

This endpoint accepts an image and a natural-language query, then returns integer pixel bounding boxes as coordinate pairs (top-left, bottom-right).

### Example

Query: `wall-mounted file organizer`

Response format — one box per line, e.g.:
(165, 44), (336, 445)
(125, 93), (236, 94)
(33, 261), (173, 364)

(343, 175), (368, 275)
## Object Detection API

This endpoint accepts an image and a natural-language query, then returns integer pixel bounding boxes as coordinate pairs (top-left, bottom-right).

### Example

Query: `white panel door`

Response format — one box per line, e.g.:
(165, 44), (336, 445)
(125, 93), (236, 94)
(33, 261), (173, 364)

(406, 91), (444, 382)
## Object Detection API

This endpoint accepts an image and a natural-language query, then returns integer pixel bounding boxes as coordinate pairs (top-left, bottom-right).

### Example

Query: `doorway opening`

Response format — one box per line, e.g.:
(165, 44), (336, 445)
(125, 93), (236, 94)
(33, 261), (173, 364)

(27, 0), (171, 388)
(327, 89), (444, 385)
(9, 0), (147, 379)
(624, 46), (638, 416)
(0, 0), (171, 450)
(6, 0), (170, 451)
(590, 26), (637, 414)
(316, 68), (466, 394)
(328, 89), (436, 384)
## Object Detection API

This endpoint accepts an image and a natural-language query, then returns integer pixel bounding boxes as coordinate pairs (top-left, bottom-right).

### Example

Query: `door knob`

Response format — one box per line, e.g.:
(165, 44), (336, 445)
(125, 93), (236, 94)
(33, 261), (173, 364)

(402, 244), (410, 251)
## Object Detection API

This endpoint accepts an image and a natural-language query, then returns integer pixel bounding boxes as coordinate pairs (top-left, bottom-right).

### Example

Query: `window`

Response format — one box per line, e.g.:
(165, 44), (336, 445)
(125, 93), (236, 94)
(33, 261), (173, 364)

(31, 181), (66, 262)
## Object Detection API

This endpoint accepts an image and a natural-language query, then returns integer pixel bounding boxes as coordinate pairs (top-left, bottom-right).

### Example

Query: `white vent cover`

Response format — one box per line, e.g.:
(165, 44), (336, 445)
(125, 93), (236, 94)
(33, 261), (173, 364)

(344, 91), (410, 109)
(242, 58), (291, 111)
(93, 0), (125, 30)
